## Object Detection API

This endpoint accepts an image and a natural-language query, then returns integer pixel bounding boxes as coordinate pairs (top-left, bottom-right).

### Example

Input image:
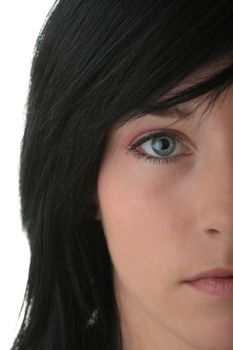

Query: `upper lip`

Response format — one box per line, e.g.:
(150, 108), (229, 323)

(186, 267), (233, 282)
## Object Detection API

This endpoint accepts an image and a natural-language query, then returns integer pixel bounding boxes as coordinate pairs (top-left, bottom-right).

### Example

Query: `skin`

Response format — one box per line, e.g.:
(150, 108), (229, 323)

(95, 86), (233, 350)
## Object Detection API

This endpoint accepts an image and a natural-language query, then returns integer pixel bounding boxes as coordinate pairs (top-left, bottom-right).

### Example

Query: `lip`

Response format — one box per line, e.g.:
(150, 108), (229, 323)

(186, 267), (233, 282)
(184, 267), (233, 299)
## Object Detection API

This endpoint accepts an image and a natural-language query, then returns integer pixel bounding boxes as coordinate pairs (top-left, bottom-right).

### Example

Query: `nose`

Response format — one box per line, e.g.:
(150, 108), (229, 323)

(197, 153), (233, 243)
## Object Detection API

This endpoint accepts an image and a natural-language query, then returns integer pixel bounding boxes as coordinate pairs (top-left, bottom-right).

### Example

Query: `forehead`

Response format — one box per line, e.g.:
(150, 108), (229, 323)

(125, 69), (233, 125)
(144, 56), (233, 121)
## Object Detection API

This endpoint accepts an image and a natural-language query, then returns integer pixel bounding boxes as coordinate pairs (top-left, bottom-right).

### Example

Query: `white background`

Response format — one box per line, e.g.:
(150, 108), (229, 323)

(0, 1), (56, 349)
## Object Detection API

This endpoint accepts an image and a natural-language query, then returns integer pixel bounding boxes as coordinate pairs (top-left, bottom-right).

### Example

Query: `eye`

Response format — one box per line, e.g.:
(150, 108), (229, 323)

(127, 131), (192, 165)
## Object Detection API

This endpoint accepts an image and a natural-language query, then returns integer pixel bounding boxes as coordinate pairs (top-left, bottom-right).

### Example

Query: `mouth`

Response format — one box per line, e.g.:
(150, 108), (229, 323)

(186, 267), (233, 282)
(184, 267), (233, 299)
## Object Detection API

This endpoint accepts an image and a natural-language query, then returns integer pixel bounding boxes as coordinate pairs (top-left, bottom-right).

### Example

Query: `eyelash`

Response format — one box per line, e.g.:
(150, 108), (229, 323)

(127, 130), (191, 165)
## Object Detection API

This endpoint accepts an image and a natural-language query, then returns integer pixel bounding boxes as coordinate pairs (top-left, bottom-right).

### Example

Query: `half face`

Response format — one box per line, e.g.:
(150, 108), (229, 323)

(96, 88), (233, 350)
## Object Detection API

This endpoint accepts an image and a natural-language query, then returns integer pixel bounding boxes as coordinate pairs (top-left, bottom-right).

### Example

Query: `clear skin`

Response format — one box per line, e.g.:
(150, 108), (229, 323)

(95, 86), (233, 350)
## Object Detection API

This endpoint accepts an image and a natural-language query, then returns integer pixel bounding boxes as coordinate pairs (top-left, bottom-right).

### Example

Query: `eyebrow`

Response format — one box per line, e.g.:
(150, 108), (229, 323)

(150, 105), (197, 121)
(117, 103), (202, 132)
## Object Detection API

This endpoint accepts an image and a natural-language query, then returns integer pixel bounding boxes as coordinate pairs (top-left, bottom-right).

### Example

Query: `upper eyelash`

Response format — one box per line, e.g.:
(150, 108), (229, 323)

(127, 131), (190, 165)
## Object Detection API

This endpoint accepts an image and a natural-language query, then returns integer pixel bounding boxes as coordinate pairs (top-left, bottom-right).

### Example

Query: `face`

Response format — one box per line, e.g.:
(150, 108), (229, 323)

(96, 89), (233, 350)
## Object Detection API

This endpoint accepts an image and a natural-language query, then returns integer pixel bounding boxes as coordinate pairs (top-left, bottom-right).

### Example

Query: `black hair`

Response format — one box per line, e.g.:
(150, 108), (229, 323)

(12, 1), (233, 349)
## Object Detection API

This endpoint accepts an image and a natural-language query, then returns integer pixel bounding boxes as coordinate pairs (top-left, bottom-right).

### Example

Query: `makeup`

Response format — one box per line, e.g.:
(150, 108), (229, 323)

(185, 268), (233, 300)
(186, 277), (233, 299)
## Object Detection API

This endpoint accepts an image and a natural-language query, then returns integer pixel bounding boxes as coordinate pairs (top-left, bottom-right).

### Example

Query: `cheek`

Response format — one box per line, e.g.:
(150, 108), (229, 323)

(96, 158), (188, 297)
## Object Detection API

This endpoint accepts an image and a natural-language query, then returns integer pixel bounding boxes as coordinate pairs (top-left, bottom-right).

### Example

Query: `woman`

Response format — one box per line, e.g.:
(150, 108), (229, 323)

(12, 1), (233, 349)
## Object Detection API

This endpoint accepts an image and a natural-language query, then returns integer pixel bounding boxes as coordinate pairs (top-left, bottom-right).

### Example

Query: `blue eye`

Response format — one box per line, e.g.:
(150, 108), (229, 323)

(128, 131), (191, 165)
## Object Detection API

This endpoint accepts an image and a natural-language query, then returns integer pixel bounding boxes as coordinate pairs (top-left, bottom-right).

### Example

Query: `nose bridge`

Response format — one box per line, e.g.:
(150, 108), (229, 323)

(195, 91), (233, 240)
(209, 158), (233, 208)
(198, 147), (233, 238)
(210, 130), (233, 196)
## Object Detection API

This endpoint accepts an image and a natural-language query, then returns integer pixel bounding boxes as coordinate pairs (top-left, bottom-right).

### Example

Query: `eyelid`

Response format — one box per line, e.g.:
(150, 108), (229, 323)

(127, 128), (197, 152)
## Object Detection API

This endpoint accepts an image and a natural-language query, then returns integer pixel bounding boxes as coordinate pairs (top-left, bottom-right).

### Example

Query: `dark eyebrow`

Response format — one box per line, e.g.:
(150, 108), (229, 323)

(116, 103), (202, 131)
(150, 105), (197, 121)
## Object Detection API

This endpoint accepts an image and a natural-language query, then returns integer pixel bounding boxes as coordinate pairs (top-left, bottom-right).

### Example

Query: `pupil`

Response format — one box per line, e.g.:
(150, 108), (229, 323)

(160, 138), (169, 150)
(152, 136), (175, 156)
